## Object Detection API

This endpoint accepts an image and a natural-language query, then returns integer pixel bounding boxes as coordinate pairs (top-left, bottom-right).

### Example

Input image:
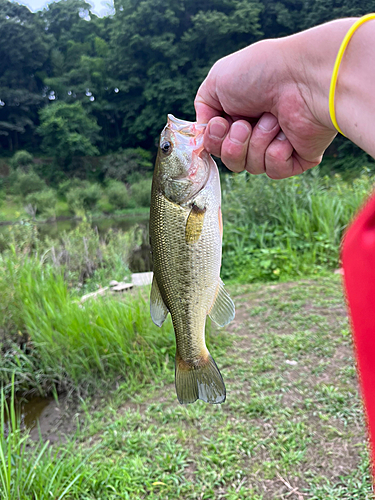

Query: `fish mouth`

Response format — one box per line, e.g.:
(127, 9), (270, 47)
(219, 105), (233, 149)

(167, 114), (207, 150)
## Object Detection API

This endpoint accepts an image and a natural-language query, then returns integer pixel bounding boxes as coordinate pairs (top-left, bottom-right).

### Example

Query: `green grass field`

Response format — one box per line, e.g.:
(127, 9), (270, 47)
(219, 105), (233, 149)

(1, 276), (371, 499)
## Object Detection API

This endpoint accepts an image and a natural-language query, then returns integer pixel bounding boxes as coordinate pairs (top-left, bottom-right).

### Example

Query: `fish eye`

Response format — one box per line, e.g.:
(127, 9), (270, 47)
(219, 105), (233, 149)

(161, 140), (172, 155)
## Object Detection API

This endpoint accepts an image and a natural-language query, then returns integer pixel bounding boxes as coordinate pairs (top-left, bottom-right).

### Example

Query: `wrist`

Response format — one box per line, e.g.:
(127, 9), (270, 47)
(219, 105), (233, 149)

(280, 19), (358, 131)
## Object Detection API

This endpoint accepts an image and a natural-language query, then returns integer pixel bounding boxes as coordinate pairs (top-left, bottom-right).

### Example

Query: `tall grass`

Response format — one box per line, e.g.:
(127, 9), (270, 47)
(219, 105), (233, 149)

(0, 256), (174, 396)
(221, 170), (374, 282)
(0, 376), (91, 499)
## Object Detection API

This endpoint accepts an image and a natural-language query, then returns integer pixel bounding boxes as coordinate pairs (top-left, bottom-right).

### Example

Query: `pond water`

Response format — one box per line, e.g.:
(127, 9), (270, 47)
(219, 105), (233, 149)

(2, 214), (151, 426)
(36, 214), (149, 239)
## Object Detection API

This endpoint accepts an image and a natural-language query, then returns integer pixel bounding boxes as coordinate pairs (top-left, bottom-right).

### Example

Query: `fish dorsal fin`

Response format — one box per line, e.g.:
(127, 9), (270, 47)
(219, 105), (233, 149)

(150, 276), (169, 327)
(185, 204), (206, 244)
(209, 279), (235, 327)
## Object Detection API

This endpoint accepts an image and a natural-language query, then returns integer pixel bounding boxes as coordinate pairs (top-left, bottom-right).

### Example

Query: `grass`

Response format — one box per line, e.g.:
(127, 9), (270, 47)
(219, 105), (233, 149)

(0, 255), (175, 397)
(0, 377), (94, 500)
(0, 275), (370, 499)
(221, 169), (374, 282)
(0, 194), (150, 223)
(0, 167), (373, 497)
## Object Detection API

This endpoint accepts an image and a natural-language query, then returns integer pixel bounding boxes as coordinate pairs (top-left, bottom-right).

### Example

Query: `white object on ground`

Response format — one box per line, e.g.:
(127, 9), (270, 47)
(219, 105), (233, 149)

(112, 282), (134, 292)
(131, 272), (153, 286)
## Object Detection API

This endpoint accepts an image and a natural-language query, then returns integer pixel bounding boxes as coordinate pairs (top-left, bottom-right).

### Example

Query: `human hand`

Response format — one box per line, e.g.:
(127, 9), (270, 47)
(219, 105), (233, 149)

(195, 32), (342, 179)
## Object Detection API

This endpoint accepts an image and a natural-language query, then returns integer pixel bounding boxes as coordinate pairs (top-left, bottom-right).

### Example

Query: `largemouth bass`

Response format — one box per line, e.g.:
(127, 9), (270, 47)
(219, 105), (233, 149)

(149, 114), (235, 404)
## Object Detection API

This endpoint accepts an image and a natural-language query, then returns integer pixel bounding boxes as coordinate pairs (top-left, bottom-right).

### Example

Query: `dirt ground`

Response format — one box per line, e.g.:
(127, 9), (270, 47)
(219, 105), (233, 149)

(29, 277), (373, 499)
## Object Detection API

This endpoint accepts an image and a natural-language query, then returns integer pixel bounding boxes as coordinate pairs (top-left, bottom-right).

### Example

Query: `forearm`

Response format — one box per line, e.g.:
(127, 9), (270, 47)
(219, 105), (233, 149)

(283, 18), (375, 157)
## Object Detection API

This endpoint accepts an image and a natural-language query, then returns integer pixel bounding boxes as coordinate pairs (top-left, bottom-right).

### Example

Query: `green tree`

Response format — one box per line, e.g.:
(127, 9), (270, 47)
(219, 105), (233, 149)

(38, 102), (101, 168)
(102, 148), (153, 182)
(0, 0), (49, 152)
(109, 0), (263, 147)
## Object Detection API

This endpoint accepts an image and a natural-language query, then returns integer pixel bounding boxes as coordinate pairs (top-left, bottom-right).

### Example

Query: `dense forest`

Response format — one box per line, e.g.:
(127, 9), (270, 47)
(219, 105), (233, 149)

(1, 0), (374, 173)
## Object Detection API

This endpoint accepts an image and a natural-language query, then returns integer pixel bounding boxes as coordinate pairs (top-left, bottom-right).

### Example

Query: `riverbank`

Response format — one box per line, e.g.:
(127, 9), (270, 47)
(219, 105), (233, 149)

(0, 206), (150, 227)
(2, 276), (371, 499)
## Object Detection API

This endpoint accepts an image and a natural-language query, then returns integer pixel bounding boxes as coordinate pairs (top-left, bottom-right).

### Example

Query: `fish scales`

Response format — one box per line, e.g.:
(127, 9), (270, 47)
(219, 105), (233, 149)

(151, 184), (221, 362)
(149, 114), (235, 404)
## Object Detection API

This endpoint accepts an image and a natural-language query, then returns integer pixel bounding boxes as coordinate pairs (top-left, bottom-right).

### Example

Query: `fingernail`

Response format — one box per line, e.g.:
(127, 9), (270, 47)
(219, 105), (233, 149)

(258, 114), (278, 131)
(276, 131), (286, 140)
(208, 121), (227, 140)
(229, 122), (251, 144)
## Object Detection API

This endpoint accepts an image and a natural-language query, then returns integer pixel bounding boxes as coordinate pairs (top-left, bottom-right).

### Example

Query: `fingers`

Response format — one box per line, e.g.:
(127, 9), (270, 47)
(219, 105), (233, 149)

(204, 118), (230, 157)
(263, 132), (295, 178)
(246, 113), (280, 174)
(203, 113), (320, 178)
(264, 132), (321, 179)
(204, 118), (252, 172)
(221, 121), (252, 172)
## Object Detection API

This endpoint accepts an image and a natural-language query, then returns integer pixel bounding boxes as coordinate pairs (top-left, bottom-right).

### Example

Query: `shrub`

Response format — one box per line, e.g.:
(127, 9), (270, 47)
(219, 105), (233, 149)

(25, 189), (57, 216)
(11, 150), (33, 170)
(66, 183), (102, 212)
(102, 148), (153, 183)
(130, 178), (152, 207)
(221, 170), (374, 282)
(11, 171), (46, 197)
(57, 178), (86, 197)
(106, 181), (133, 209)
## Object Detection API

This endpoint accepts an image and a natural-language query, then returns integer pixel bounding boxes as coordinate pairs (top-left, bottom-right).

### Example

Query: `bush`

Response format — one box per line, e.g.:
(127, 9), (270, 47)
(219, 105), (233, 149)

(57, 178), (86, 197)
(221, 170), (374, 282)
(11, 150), (33, 170)
(66, 183), (102, 212)
(106, 181), (134, 209)
(102, 148), (153, 183)
(130, 178), (152, 207)
(25, 189), (57, 216)
(11, 170), (46, 197)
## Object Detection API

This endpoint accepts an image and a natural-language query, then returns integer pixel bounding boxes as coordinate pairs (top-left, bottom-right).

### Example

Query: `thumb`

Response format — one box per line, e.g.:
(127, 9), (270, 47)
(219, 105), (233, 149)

(194, 78), (223, 124)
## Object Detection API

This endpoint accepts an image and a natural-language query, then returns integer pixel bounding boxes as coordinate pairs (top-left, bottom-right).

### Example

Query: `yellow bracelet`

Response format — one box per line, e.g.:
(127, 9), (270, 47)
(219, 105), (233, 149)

(329, 13), (375, 136)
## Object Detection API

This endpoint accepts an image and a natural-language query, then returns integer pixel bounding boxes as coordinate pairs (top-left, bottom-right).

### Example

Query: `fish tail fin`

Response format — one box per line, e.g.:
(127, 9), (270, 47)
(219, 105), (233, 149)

(175, 349), (226, 405)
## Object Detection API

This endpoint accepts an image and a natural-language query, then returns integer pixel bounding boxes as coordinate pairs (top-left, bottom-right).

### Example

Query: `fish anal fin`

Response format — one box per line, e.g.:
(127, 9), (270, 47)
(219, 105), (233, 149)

(175, 349), (226, 404)
(150, 276), (169, 327)
(209, 279), (235, 327)
(185, 204), (206, 244)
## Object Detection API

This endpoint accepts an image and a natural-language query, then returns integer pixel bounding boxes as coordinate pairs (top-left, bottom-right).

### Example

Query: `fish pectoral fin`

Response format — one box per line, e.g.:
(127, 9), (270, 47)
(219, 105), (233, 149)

(185, 204), (206, 244)
(208, 279), (235, 327)
(175, 349), (226, 405)
(150, 276), (169, 327)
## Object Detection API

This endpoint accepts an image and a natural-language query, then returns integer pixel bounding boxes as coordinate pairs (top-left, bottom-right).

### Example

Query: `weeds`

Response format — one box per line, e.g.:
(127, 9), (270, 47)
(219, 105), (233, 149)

(0, 376), (90, 499)
(221, 169), (374, 282)
(0, 256), (174, 396)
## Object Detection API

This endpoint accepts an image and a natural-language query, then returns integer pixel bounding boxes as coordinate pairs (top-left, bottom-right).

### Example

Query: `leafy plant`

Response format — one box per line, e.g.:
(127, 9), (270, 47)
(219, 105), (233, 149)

(221, 170), (374, 282)
(25, 189), (57, 216)
(130, 178), (152, 208)
(37, 102), (101, 164)
(10, 150), (33, 170)
(66, 182), (102, 212)
(106, 180), (133, 209)
(102, 148), (153, 183)
(11, 171), (46, 197)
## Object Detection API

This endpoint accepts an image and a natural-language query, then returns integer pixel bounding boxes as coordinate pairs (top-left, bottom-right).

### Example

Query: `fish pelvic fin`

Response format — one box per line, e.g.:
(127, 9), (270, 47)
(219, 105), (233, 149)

(209, 279), (235, 327)
(175, 349), (226, 405)
(150, 276), (169, 327)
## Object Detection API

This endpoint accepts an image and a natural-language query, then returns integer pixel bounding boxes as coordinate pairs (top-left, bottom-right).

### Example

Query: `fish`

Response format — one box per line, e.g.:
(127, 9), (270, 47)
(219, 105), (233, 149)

(149, 114), (235, 404)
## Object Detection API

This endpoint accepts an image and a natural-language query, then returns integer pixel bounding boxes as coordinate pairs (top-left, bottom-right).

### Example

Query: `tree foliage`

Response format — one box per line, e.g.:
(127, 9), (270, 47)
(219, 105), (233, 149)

(38, 101), (101, 163)
(1, 0), (374, 173)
